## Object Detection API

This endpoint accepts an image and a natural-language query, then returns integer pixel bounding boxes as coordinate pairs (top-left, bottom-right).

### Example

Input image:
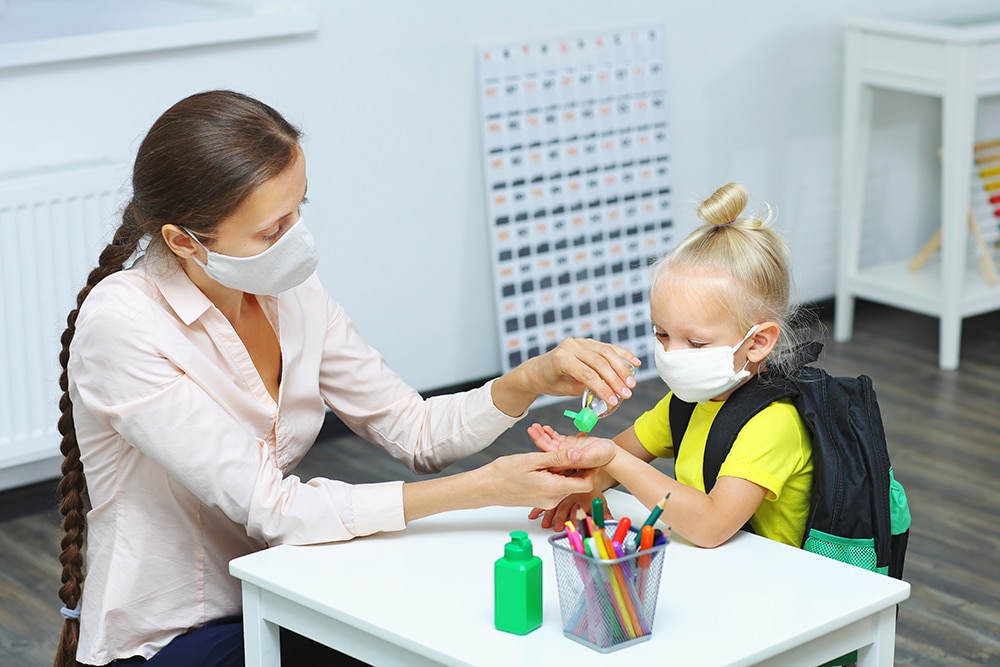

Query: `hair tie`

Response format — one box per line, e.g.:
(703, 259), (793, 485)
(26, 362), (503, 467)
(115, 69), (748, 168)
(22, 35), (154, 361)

(718, 219), (737, 228)
(60, 604), (81, 620)
(122, 234), (153, 270)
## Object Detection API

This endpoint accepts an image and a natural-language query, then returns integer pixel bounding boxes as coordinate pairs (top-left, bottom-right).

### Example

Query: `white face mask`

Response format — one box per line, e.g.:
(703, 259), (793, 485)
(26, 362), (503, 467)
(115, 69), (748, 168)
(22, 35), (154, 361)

(654, 325), (760, 403)
(185, 217), (318, 296)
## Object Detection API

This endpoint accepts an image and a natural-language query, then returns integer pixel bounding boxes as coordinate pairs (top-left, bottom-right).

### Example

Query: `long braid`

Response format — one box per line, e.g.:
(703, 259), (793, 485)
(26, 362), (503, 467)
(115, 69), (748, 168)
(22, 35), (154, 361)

(53, 208), (145, 667)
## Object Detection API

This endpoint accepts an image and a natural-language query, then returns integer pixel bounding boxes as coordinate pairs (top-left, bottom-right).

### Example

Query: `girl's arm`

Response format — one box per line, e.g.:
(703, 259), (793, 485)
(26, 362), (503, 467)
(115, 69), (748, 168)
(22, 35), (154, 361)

(602, 444), (766, 548)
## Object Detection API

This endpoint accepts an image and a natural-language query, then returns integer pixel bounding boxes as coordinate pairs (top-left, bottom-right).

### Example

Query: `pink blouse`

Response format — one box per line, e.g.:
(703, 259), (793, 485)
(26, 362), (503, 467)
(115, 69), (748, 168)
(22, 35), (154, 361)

(68, 257), (520, 664)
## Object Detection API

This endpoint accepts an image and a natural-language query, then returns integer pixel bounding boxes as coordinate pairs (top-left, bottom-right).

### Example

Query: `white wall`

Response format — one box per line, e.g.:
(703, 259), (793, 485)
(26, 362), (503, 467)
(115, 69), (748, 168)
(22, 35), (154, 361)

(2, 0), (997, 393)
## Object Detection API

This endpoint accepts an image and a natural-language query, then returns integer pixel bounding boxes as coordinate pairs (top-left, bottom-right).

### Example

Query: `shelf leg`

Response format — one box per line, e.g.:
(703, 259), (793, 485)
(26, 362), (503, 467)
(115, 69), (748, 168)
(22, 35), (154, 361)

(937, 43), (977, 371)
(834, 29), (872, 343)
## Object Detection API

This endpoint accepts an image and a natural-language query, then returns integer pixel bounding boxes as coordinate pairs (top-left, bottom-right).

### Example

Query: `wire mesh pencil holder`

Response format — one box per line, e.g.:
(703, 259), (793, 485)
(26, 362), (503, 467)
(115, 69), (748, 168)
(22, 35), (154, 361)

(548, 521), (668, 652)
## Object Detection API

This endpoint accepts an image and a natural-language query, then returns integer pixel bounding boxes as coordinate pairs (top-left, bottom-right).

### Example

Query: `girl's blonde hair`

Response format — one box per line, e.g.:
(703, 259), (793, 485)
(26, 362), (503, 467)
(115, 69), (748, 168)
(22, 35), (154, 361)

(650, 182), (810, 377)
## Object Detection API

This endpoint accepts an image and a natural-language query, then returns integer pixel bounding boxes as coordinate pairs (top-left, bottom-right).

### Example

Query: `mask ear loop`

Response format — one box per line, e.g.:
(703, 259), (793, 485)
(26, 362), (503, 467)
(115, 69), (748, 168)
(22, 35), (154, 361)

(179, 227), (214, 270)
(735, 324), (762, 373)
(738, 324), (761, 348)
(180, 227), (209, 250)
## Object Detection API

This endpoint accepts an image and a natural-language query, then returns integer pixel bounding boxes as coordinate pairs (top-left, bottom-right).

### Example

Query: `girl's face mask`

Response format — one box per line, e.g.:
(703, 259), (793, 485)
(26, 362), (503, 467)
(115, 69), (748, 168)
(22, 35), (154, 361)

(653, 325), (759, 403)
(185, 217), (318, 296)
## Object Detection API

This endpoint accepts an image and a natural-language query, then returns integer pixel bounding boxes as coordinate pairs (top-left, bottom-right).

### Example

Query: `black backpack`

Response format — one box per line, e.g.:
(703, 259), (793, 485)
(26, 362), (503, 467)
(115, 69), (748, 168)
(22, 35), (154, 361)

(668, 342), (910, 580)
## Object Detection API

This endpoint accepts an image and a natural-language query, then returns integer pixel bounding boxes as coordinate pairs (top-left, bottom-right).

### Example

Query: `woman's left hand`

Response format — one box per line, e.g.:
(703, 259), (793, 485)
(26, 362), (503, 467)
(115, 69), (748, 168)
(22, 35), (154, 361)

(491, 337), (640, 417)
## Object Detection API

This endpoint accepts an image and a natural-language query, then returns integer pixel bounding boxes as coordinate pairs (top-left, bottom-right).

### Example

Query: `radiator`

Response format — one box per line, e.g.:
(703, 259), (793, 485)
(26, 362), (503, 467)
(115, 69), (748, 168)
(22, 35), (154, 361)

(0, 162), (127, 490)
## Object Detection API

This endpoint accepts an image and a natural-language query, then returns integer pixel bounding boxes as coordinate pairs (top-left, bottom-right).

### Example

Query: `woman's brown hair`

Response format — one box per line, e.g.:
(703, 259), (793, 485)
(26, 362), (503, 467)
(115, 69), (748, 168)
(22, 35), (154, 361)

(54, 90), (301, 666)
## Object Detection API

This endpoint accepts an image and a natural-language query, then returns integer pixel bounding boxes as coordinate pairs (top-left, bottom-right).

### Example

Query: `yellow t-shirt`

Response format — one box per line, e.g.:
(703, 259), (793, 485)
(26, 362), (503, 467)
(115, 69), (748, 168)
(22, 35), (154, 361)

(634, 392), (813, 547)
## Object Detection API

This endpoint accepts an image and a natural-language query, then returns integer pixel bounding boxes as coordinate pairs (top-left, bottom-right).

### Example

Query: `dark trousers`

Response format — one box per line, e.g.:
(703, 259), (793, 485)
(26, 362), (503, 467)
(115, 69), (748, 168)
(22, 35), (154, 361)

(108, 617), (369, 666)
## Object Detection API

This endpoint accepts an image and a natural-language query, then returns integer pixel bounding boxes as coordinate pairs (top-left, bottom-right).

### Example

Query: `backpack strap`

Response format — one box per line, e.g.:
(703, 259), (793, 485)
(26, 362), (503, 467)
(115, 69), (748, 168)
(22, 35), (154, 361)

(701, 376), (796, 492)
(669, 395), (696, 459)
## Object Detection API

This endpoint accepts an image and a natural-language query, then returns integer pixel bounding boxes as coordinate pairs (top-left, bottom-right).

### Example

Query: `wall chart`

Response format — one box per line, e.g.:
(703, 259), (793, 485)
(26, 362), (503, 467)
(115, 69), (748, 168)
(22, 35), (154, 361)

(477, 26), (673, 379)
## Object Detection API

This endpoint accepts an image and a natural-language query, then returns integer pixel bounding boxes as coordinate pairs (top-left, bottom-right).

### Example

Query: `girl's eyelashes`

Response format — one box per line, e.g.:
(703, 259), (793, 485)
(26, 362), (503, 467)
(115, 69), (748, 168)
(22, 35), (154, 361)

(655, 329), (707, 349)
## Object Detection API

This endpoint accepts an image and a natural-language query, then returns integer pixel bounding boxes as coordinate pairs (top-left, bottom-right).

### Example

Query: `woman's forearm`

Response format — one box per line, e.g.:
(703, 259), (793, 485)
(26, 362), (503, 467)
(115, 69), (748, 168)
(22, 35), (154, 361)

(402, 467), (496, 523)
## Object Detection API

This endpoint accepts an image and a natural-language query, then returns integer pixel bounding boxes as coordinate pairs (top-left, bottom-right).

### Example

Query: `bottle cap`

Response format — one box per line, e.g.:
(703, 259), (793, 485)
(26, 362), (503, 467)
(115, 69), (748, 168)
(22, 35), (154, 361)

(563, 407), (599, 433)
(504, 530), (534, 560)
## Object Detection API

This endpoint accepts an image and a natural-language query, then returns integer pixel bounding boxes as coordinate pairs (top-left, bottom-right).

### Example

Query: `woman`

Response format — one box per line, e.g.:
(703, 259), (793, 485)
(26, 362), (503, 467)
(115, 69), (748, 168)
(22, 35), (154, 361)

(54, 90), (638, 666)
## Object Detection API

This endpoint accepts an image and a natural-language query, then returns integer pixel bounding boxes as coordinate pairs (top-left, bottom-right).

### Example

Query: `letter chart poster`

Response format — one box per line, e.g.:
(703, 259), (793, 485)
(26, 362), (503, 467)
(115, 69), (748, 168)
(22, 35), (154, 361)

(477, 26), (674, 382)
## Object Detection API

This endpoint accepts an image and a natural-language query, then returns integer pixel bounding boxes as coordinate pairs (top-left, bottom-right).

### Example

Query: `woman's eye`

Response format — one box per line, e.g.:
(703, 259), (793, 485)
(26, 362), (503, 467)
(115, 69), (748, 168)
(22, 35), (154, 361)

(689, 341), (706, 349)
(262, 227), (282, 242)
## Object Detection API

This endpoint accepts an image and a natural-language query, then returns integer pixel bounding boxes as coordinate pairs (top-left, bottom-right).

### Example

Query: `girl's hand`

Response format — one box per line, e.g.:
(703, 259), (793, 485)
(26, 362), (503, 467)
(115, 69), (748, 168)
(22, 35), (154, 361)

(527, 422), (614, 455)
(527, 491), (614, 531)
(491, 338), (640, 417)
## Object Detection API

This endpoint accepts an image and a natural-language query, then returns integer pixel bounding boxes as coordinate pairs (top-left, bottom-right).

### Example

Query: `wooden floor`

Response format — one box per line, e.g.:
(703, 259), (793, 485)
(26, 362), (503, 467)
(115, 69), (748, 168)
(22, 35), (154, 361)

(2, 300), (998, 666)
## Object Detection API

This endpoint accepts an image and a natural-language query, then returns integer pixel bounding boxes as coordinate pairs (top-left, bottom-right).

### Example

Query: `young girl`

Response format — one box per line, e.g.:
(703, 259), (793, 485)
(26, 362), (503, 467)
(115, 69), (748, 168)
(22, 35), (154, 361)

(528, 182), (814, 549)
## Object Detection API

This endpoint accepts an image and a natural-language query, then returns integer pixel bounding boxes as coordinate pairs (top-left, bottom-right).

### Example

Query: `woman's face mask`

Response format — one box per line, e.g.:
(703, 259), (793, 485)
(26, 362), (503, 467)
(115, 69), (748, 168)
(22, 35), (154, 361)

(185, 217), (318, 296)
(653, 325), (759, 403)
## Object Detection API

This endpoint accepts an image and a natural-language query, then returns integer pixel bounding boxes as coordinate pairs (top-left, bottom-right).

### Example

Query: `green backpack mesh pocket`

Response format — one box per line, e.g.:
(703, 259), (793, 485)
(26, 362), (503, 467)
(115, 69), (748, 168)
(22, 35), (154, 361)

(803, 529), (884, 574)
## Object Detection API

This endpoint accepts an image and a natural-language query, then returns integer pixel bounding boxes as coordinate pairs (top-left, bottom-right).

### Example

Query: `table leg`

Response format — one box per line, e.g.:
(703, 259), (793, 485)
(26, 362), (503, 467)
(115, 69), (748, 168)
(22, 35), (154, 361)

(855, 606), (897, 667)
(242, 582), (281, 667)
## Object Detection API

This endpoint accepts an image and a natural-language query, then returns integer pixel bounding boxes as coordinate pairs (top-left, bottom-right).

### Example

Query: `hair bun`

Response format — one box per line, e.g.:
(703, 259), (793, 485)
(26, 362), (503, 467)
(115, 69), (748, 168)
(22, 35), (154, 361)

(698, 182), (749, 228)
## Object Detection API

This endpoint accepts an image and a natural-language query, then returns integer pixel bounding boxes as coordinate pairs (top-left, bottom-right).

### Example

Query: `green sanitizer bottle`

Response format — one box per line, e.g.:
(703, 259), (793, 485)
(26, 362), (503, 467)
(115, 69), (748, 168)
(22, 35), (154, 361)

(494, 530), (542, 635)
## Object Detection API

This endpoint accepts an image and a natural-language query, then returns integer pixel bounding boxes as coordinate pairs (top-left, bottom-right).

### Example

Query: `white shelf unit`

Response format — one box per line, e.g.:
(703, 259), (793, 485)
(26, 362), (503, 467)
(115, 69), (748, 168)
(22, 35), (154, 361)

(835, 15), (1000, 370)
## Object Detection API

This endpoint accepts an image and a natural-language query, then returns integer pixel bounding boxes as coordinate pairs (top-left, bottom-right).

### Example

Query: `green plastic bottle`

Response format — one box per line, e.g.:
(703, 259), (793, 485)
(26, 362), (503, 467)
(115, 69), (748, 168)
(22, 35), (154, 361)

(494, 530), (542, 635)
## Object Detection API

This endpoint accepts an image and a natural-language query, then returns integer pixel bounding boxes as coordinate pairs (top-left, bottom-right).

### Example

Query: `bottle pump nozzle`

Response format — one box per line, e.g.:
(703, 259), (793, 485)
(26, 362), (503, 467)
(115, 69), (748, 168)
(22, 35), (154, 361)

(564, 359), (635, 434)
(563, 406), (599, 433)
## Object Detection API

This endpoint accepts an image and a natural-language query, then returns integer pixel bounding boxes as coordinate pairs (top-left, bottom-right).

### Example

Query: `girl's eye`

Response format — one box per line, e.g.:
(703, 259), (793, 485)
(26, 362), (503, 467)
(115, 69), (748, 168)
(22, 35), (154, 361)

(654, 331), (668, 341)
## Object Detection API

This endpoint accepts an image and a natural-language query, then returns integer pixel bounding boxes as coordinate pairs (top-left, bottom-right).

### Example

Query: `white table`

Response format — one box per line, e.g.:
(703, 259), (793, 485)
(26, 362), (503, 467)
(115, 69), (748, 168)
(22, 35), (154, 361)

(230, 489), (910, 666)
(834, 14), (1000, 370)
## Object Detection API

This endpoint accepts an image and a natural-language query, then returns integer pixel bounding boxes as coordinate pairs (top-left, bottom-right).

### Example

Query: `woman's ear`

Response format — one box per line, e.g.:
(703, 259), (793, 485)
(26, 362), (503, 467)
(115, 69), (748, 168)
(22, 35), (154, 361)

(161, 224), (200, 261)
(746, 321), (780, 363)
